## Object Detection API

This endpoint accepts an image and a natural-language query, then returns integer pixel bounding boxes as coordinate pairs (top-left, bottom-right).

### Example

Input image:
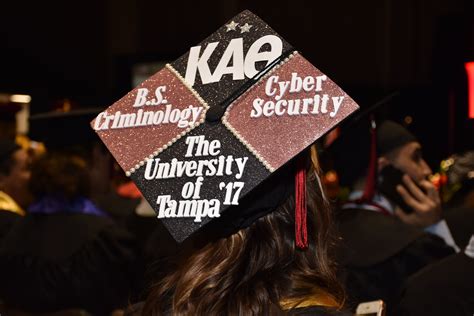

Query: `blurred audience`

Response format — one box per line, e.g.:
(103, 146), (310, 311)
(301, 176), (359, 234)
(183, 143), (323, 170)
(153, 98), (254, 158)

(443, 151), (474, 209)
(0, 110), (138, 315)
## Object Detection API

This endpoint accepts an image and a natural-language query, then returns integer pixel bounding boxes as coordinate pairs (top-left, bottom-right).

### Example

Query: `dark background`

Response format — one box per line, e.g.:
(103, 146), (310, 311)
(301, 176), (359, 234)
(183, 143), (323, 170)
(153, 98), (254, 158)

(1, 0), (473, 166)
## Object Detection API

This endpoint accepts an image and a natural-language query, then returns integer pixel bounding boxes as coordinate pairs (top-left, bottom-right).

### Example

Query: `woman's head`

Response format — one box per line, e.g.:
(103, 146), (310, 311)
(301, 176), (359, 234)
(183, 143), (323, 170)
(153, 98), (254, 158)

(142, 146), (344, 315)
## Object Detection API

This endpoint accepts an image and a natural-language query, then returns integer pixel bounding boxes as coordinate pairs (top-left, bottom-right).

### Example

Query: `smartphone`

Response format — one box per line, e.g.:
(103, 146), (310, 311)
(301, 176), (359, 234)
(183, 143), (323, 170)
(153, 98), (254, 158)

(378, 165), (423, 214)
(355, 300), (385, 316)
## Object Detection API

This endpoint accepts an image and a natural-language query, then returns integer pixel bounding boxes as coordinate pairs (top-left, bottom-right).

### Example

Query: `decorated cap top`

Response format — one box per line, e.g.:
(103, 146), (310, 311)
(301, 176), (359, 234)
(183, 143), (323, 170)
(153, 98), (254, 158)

(92, 10), (360, 242)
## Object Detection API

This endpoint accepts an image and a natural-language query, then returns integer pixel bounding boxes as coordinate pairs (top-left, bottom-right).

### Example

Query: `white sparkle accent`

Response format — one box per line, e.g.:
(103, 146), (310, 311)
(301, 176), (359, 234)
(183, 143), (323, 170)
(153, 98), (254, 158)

(240, 23), (252, 33)
(225, 21), (239, 32)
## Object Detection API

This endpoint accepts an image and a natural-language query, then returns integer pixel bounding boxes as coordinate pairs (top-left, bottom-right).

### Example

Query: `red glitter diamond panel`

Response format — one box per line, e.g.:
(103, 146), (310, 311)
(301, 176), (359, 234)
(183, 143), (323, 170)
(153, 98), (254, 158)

(92, 67), (207, 172)
(224, 52), (359, 171)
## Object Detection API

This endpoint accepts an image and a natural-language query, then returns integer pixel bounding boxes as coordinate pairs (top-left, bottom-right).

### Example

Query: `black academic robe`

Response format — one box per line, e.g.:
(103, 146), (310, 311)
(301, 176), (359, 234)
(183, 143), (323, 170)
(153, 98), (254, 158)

(336, 208), (455, 312)
(444, 206), (474, 249)
(0, 213), (138, 315)
(0, 209), (22, 240)
(95, 190), (141, 227)
(395, 252), (474, 316)
(124, 213), (180, 301)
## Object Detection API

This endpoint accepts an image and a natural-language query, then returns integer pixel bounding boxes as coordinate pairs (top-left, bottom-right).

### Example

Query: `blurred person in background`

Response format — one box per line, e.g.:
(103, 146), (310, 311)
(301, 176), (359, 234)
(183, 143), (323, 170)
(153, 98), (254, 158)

(0, 109), (138, 315)
(442, 151), (474, 210)
(440, 151), (474, 249)
(330, 118), (457, 312)
(0, 139), (32, 239)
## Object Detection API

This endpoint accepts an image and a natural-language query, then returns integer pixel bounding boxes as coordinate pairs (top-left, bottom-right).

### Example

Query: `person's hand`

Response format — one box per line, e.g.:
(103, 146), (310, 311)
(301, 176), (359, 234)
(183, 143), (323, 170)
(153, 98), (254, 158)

(394, 174), (442, 227)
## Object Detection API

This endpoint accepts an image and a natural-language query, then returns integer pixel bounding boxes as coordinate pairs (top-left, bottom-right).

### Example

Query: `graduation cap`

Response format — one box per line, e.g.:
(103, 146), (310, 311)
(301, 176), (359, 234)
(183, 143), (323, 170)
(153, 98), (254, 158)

(30, 108), (102, 150)
(92, 10), (360, 243)
(327, 93), (384, 184)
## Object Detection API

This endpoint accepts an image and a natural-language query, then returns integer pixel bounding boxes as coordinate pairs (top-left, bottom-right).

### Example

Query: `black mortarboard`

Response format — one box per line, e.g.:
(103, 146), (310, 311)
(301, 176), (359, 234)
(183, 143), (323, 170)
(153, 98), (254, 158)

(30, 108), (102, 149)
(376, 120), (417, 156)
(328, 92), (419, 187)
(331, 118), (419, 185)
(92, 10), (360, 242)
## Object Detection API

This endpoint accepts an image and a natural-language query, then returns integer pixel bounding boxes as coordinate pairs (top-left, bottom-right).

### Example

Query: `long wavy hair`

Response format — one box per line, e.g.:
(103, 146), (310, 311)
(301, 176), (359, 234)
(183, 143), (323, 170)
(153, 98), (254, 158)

(142, 146), (344, 315)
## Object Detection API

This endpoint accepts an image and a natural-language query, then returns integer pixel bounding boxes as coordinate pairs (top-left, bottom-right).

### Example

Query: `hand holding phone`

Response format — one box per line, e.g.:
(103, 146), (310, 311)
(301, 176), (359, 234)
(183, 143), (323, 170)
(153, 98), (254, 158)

(394, 174), (442, 227)
(378, 166), (416, 214)
(378, 165), (442, 227)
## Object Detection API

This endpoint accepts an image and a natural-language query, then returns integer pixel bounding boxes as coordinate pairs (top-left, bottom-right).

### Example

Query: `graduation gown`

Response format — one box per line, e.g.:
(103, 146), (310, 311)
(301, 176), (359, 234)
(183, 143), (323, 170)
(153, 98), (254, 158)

(444, 206), (474, 249)
(395, 252), (474, 316)
(0, 191), (24, 240)
(0, 210), (21, 240)
(336, 208), (455, 310)
(124, 212), (180, 301)
(94, 190), (140, 227)
(0, 213), (138, 315)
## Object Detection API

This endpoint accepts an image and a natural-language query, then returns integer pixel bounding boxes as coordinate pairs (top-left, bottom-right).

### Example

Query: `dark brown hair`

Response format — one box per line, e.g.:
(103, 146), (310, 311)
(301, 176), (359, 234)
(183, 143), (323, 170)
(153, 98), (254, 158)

(142, 147), (344, 315)
(29, 152), (90, 200)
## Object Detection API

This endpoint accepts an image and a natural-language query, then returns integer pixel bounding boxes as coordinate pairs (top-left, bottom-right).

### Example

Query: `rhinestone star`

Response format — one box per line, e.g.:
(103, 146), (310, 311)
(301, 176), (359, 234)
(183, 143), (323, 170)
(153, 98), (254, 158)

(240, 23), (252, 33)
(225, 21), (239, 32)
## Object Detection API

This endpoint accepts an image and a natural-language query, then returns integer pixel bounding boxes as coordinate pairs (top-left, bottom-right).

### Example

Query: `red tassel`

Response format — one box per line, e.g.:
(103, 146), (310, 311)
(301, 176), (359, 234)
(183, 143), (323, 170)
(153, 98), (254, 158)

(359, 116), (377, 203)
(295, 157), (308, 249)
